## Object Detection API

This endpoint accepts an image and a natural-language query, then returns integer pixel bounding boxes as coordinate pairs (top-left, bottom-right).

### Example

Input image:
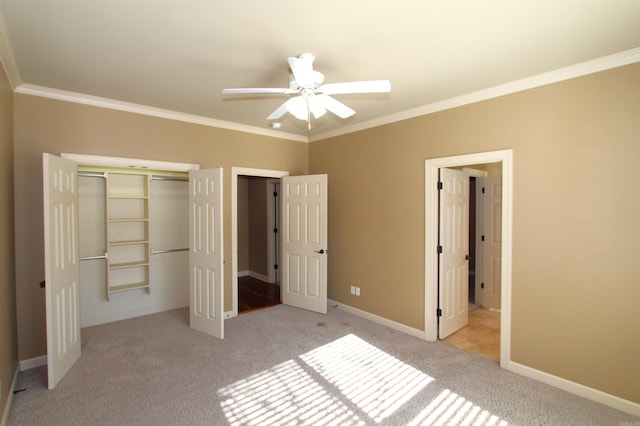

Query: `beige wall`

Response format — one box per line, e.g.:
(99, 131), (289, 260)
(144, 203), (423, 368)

(237, 177), (269, 277)
(310, 63), (640, 403)
(13, 94), (308, 360)
(237, 176), (249, 271)
(10, 63), (640, 406)
(248, 178), (268, 276)
(0, 65), (17, 416)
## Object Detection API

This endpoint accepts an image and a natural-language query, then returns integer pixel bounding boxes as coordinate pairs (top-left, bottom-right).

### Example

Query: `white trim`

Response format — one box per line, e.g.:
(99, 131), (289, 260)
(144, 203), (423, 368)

(266, 179), (280, 284)
(19, 355), (47, 371)
(8, 50), (637, 144)
(506, 361), (640, 417)
(231, 167), (289, 316)
(237, 270), (250, 278)
(15, 84), (308, 143)
(61, 153), (200, 172)
(462, 167), (488, 178)
(310, 48), (640, 142)
(248, 271), (270, 283)
(1, 366), (19, 426)
(425, 149), (513, 371)
(328, 299), (424, 339)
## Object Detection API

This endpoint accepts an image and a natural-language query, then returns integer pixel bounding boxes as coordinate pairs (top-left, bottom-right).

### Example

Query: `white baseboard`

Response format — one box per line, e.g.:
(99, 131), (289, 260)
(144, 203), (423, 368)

(239, 270), (273, 283)
(1, 366), (19, 426)
(505, 361), (640, 417)
(19, 355), (47, 371)
(248, 271), (271, 283)
(328, 299), (424, 339)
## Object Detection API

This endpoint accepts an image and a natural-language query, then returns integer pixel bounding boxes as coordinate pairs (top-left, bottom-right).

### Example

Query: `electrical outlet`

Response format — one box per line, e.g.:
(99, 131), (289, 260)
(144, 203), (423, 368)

(355, 287), (361, 296)
(350, 285), (356, 295)
(350, 285), (361, 296)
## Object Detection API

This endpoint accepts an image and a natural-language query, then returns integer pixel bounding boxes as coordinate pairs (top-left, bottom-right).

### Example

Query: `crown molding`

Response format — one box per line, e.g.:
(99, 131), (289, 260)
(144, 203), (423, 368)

(14, 84), (308, 143)
(11, 48), (640, 144)
(310, 47), (640, 142)
(0, 13), (22, 89)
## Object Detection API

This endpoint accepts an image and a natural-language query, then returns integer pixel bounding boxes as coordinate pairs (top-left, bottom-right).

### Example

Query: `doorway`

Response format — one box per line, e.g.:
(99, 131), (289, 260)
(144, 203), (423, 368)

(440, 168), (502, 361)
(425, 150), (513, 369)
(231, 168), (289, 317)
(236, 175), (281, 313)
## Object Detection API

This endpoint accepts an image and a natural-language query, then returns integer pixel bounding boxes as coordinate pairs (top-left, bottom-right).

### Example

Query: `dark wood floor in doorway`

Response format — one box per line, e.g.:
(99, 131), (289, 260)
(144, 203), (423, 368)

(238, 276), (281, 313)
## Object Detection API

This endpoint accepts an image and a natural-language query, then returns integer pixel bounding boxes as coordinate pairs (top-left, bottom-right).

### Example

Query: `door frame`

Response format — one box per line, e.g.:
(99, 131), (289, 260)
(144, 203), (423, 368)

(425, 149), (513, 368)
(266, 179), (280, 284)
(231, 167), (289, 317)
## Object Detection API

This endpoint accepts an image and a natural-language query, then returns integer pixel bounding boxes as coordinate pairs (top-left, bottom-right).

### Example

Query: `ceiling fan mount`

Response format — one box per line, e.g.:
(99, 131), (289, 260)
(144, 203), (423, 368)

(222, 53), (391, 125)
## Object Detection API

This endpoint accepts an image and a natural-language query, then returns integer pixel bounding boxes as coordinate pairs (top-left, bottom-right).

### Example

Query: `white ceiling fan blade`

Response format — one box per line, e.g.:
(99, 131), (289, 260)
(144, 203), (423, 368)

(266, 99), (295, 120)
(288, 55), (315, 87)
(222, 87), (293, 95)
(320, 80), (391, 95)
(317, 94), (355, 119)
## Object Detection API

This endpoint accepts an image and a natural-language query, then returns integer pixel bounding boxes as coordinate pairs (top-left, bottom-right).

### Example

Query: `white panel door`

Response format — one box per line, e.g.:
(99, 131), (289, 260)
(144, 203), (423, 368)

(438, 168), (470, 339)
(281, 174), (328, 314)
(189, 168), (224, 339)
(43, 153), (81, 389)
(480, 176), (502, 310)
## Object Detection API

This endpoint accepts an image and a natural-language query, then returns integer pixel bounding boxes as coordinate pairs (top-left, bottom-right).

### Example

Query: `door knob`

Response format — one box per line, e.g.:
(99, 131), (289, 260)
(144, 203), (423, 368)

(315, 249), (325, 254)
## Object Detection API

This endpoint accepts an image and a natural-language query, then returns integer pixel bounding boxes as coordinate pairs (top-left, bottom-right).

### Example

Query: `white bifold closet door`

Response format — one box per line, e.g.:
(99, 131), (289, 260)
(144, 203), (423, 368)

(45, 153), (222, 388)
(43, 154), (81, 389)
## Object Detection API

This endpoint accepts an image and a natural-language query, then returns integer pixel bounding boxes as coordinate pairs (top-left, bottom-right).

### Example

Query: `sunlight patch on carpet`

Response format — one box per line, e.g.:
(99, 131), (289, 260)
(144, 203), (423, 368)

(300, 334), (434, 422)
(218, 333), (510, 425)
(218, 359), (365, 426)
(407, 389), (509, 426)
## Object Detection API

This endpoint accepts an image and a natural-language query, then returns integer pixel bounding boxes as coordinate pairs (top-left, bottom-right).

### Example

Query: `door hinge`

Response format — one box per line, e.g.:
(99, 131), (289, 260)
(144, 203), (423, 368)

(481, 235), (485, 242)
(273, 191), (278, 197)
(273, 227), (278, 234)
(437, 245), (443, 254)
(482, 187), (485, 194)
(437, 181), (443, 190)
(274, 264), (278, 270)
(437, 308), (442, 317)
(481, 282), (485, 289)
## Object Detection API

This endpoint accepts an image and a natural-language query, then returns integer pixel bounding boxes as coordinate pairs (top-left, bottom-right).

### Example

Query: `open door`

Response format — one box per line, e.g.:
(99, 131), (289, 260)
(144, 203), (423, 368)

(479, 176), (502, 310)
(43, 153), (81, 389)
(281, 174), (328, 314)
(188, 168), (224, 338)
(438, 168), (470, 339)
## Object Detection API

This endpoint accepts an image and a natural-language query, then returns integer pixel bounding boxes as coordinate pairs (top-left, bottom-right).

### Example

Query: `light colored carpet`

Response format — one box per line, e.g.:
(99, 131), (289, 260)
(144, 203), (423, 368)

(8, 305), (638, 425)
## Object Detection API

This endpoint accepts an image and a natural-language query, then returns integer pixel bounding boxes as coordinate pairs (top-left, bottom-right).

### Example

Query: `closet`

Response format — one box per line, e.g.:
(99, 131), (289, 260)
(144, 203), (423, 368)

(77, 166), (190, 327)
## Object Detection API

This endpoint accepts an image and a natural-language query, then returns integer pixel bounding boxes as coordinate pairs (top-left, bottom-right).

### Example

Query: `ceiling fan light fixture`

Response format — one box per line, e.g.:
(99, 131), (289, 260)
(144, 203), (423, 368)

(222, 53), (391, 126)
(286, 96), (309, 120)
(307, 95), (327, 119)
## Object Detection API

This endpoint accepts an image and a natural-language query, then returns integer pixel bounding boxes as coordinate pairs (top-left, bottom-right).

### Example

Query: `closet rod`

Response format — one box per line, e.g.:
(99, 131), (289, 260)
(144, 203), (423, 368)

(151, 248), (189, 255)
(79, 254), (107, 261)
(78, 171), (106, 178)
(151, 175), (189, 182)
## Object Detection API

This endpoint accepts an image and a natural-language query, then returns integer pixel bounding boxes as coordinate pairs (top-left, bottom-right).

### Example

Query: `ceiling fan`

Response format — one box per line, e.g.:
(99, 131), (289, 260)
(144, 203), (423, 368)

(222, 53), (391, 127)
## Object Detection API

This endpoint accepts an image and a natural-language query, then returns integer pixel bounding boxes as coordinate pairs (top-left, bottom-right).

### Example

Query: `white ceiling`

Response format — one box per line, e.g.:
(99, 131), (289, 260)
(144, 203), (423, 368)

(1, 1), (639, 141)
